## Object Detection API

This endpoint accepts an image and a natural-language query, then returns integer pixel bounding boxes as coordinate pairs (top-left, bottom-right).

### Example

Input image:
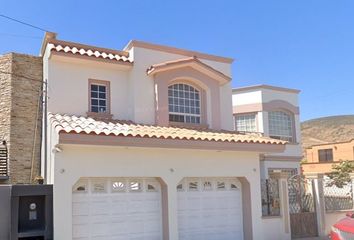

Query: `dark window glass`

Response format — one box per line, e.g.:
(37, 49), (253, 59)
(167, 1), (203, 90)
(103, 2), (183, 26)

(318, 149), (333, 162)
(91, 85), (98, 91)
(90, 83), (108, 113)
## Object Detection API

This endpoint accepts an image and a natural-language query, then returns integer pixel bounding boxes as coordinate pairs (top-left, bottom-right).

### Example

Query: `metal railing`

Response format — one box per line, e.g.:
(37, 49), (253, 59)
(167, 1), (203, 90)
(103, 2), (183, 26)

(261, 178), (281, 216)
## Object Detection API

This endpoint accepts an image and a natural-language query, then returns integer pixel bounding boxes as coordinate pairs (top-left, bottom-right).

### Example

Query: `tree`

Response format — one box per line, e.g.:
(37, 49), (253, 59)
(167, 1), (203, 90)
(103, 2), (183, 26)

(327, 160), (354, 188)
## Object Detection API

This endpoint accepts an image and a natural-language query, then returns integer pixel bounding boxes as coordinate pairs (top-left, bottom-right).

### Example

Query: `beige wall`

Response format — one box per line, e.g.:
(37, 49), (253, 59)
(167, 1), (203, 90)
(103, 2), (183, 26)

(51, 143), (264, 240)
(0, 53), (42, 184)
(303, 140), (354, 174)
(305, 140), (354, 163)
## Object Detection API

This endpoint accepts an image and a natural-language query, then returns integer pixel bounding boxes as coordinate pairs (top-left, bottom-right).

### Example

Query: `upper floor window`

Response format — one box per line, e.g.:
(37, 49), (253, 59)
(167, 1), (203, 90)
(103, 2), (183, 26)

(318, 149), (333, 162)
(234, 114), (257, 132)
(168, 83), (201, 124)
(89, 80), (110, 114)
(268, 111), (294, 142)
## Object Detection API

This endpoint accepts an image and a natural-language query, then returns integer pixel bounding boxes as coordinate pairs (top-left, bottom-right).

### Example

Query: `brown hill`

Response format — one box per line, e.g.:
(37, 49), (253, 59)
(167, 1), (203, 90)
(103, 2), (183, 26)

(301, 115), (354, 150)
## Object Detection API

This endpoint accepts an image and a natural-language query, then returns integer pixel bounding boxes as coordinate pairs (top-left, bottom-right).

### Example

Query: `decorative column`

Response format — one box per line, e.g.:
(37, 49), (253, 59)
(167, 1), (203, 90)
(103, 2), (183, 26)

(305, 173), (326, 237)
(269, 172), (291, 239)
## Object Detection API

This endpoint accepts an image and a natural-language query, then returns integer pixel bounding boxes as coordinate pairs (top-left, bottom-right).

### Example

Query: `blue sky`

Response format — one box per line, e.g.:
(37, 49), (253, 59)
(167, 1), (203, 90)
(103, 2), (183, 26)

(1, 1), (353, 121)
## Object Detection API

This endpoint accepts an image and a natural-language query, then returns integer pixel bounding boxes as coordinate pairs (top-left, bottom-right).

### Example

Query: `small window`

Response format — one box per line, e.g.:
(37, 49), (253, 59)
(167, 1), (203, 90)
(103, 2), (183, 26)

(188, 181), (199, 191)
(230, 183), (238, 190)
(89, 80), (110, 113)
(112, 181), (126, 192)
(129, 181), (142, 192)
(203, 181), (213, 191)
(147, 184), (157, 192)
(217, 181), (226, 190)
(168, 83), (201, 124)
(177, 183), (184, 191)
(92, 181), (106, 193)
(235, 114), (257, 132)
(319, 149), (333, 162)
(268, 111), (294, 142)
(73, 179), (88, 193)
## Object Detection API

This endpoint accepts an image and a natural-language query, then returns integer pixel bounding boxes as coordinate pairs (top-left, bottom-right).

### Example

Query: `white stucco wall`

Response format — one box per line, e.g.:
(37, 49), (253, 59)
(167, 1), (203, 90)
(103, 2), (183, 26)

(52, 143), (264, 240)
(232, 91), (262, 106)
(232, 87), (302, 175)
(45, 45), (234, 130)
(261, 217), (290, 240)
(47, 56), (132, 120)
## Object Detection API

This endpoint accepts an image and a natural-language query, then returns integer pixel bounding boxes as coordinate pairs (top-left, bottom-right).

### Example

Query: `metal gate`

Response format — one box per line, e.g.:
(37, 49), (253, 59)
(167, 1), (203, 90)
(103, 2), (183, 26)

(288, 175), (318, 238)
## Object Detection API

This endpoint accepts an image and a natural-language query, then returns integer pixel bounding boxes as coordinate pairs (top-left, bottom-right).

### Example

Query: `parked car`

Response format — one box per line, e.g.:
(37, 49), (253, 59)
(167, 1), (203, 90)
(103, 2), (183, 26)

(330, 212), (354, 239)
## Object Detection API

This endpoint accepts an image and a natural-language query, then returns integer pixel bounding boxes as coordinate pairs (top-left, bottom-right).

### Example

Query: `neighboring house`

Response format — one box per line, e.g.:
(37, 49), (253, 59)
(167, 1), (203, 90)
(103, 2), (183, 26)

(302, 139), (354, 174)
(40, 32), (290, 240)
(0, 53), (42, 184)
(232, 85), (302, 179)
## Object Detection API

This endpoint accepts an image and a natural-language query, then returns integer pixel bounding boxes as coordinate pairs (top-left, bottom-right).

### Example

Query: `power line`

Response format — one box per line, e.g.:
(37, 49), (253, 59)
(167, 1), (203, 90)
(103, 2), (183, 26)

(0, 14), (49, 32)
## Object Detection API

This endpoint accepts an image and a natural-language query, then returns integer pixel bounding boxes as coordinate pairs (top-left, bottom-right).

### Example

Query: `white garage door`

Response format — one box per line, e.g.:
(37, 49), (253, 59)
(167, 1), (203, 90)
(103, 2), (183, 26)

(72, 178), (162, 240)
(177, 178), (243, 240)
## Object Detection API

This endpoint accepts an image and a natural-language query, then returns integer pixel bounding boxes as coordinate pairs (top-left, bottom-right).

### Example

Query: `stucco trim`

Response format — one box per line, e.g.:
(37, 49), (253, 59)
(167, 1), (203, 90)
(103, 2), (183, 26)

(233, 101), (299, 115)
(263, 100), (300, 114)
(232, 84), (300, 94)
(261, 155), (302, 162)
(147, 57), (231, 84)
(124, 40), (234, 63)
(58, 133), (286, 153)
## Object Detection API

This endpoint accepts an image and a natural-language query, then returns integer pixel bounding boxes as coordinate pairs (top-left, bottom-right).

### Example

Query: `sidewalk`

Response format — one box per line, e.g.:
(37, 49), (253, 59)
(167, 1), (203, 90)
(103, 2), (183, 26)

(294, 237), (329, 240)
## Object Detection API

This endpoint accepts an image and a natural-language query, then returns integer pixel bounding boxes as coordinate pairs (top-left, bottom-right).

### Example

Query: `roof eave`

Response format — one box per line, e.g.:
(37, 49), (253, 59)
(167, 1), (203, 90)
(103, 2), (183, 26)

(58, 132), (286, 153)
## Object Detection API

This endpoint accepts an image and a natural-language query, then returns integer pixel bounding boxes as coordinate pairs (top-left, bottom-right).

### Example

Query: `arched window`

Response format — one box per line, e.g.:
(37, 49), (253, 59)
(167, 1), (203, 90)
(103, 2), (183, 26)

(168, 83), (201, 124)
(268, 111), (294, 142)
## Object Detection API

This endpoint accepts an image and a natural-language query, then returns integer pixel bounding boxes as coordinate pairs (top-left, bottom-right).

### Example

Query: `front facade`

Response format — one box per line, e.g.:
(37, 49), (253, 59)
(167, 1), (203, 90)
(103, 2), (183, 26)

(302, 139), (354, 174)
(41, 32), (291, 240)
(232, 85), (302, 179)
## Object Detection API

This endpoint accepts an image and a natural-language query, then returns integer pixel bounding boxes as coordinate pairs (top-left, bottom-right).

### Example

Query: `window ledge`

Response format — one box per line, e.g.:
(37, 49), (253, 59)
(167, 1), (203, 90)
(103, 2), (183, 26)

(262, 215), (282, 219)
(86, 112), (113, 121)
(169, 121), (209, 130)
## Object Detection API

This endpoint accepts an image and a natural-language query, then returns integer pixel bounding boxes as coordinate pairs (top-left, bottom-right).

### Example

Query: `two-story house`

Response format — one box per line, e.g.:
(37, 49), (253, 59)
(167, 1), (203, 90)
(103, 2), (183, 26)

(40, 32), (289, 240)
(232, 85), (302, 179)
(302, 139), (354, 174)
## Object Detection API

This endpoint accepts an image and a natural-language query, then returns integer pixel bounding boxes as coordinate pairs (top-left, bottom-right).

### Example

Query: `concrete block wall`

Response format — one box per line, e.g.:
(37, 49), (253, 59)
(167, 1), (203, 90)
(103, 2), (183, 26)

(0, 53), (42, 184)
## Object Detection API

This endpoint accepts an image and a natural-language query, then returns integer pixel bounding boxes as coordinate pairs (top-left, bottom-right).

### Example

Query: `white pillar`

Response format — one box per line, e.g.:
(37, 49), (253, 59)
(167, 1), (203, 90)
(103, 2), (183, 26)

(306, 173), (326, 237)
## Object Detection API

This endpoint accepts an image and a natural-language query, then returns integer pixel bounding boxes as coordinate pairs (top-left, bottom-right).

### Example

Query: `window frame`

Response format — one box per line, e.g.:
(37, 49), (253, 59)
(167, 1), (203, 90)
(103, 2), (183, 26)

(318, 149), (333, 162)
(167, 82), (206, 126)
(234, 113), (258, 132)
(88, 79), (111, 116)
(268, 110), (296, 143)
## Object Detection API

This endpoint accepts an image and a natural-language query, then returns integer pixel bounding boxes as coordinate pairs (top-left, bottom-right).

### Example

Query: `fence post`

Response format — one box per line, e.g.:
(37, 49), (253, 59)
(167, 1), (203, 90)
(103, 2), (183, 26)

(306, 173), (326, 237)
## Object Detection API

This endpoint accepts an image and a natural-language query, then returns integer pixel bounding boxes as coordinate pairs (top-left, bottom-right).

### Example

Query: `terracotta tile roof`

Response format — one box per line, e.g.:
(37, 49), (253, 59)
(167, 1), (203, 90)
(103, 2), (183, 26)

(49, 113), (286, 145)
(47, 39), (132, 63)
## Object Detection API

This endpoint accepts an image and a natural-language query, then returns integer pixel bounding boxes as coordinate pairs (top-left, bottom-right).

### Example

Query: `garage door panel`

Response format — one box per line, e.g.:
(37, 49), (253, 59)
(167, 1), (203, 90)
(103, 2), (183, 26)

(177, 178), (243, 240)
(72, 224), (89, 239)
(72, 178), (162, 240)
